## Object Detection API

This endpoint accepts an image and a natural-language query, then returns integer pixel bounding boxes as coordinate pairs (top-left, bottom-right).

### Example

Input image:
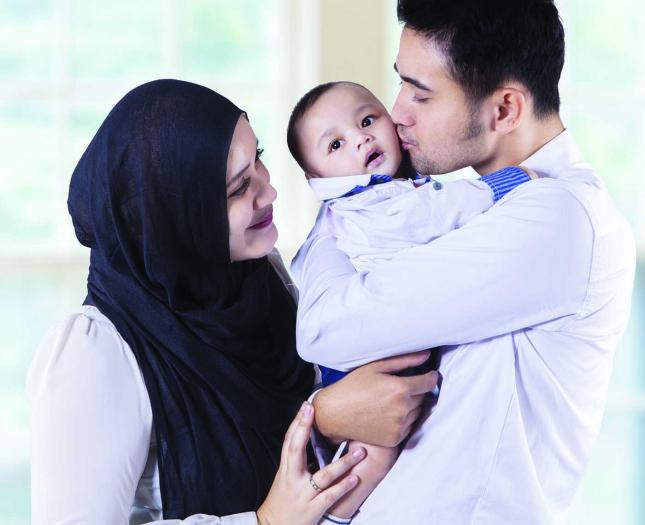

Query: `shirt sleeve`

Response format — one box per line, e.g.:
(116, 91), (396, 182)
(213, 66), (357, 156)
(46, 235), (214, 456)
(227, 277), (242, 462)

(295, 179), (593, 370)
(27, 311), (260, 525)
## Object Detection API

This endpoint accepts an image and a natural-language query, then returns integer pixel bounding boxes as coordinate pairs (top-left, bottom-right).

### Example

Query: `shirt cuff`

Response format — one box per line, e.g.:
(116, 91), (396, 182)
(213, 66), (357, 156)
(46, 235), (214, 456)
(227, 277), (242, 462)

(320, 513), (353, 524)
(480, 166), (530, 202)
(308, 388), (337, 468)
(220, 512), (259, 525)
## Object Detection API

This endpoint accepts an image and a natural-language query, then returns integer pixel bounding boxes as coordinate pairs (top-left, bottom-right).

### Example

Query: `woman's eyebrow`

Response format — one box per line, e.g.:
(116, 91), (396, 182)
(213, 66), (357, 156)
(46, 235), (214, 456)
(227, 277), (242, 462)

(227, 165), (249, 188)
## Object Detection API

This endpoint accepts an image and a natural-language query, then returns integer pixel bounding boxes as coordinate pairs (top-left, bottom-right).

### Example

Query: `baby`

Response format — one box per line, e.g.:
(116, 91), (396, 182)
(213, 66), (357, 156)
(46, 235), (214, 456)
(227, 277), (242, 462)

(287, 81), (534, 521)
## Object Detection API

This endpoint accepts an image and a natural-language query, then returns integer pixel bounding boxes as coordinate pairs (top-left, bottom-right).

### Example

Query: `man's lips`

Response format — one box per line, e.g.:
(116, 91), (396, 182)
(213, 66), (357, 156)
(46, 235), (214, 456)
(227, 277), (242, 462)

(249, 208), (273, 229)
(397, 129), (416, 150)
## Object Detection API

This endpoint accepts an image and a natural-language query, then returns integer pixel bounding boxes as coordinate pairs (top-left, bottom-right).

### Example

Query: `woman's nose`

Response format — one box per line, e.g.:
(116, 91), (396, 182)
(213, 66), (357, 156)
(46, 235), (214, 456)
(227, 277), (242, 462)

(255, 170), (277, 208)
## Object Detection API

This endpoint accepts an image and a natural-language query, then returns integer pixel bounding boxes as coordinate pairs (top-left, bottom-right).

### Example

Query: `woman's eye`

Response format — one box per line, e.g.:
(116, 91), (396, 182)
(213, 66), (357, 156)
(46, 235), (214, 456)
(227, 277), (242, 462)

(361, 116), (375, 127)
(330, 140), (342, 152)
(412, 95), (429, 104)
(255, 147), (264, 162)
(229, 177), (251, 198)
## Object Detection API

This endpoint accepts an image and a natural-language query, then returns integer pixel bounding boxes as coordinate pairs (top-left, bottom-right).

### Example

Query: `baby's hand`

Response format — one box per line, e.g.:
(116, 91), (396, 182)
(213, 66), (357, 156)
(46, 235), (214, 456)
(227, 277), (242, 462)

(326, 441), (399, 519)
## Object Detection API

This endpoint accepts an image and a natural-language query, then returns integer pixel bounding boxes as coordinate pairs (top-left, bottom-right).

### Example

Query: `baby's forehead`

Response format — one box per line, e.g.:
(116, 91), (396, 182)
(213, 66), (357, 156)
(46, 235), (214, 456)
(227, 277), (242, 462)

(318, 83), (381, 110)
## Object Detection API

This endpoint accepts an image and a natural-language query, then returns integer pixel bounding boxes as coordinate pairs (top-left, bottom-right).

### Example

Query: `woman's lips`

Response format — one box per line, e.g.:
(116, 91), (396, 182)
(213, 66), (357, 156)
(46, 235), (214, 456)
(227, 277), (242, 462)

(249, 210), (273, 230)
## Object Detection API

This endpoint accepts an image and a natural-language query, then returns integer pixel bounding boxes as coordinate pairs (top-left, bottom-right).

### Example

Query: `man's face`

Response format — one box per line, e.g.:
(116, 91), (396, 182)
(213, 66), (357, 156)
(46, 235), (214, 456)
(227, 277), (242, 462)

(296, 83), (402, 179)
(392, 27), (490, 175)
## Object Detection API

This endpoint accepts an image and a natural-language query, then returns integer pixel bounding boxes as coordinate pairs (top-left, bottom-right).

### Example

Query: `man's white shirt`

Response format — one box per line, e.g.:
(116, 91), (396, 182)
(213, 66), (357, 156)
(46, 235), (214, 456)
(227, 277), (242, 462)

(295, 131), (636, 524)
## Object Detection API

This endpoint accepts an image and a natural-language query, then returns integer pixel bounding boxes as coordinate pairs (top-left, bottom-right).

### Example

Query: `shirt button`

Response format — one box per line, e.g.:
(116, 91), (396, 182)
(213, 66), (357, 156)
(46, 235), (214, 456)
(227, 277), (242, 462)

(433, 181), (443, 190)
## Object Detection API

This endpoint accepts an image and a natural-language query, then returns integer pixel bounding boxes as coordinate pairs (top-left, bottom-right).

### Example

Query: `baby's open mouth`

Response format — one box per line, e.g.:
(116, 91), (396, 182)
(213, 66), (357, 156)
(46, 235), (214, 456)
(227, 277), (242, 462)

(365, 148), (384, 169)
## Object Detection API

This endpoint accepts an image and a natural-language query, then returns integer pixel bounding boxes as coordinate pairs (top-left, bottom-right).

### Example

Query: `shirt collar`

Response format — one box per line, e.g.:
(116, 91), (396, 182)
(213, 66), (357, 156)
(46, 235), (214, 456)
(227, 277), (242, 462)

(308, 173), (393, 201)
(521, 129), (603, 188)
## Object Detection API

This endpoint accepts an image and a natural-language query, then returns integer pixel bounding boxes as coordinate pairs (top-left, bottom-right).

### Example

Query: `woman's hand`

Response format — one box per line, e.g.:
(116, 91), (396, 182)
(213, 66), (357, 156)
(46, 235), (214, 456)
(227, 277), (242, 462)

(256, 401), (366, 525)
(313, 351), (439, 447)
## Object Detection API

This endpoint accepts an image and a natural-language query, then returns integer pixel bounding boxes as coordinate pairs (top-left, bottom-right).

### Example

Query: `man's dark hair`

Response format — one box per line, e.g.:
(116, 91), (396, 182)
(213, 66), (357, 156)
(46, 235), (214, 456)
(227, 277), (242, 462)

(287, 81), (344, 171)
(397, 0), (565, 118)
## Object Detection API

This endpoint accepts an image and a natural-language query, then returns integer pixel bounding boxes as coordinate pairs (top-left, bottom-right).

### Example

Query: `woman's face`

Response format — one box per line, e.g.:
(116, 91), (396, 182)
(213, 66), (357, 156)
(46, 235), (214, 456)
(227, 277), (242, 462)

(226, 116), (278, 261)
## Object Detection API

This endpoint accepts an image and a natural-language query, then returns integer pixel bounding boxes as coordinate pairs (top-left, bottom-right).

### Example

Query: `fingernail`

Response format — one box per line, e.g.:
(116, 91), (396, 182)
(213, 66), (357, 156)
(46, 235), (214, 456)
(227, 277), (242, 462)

(353, 448), (366, 459)
(348, 475), (359, 485)
(303, 403), (313, 417)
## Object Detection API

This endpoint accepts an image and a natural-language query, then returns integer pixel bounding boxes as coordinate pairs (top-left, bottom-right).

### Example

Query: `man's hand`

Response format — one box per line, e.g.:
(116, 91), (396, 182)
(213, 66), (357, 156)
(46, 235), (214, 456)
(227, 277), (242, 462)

(313, 351), (439, 447)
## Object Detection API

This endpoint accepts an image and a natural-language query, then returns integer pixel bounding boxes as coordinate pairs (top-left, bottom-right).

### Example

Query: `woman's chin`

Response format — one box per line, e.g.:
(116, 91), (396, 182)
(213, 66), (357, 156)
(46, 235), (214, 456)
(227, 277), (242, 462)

(233, 223), (278, 261)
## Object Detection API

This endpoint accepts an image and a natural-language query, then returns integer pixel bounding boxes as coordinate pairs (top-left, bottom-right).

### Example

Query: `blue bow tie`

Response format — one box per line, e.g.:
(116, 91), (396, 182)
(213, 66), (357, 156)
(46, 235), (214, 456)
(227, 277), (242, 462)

(339, 174), (394, 199)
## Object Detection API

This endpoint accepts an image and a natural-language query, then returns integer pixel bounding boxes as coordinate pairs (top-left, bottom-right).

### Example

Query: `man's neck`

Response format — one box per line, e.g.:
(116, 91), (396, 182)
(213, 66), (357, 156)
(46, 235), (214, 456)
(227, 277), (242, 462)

(473, 115), (565, 175)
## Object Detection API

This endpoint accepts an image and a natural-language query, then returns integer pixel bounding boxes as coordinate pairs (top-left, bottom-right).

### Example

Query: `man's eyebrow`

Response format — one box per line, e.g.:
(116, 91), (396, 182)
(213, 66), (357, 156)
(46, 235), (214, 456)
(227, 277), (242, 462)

(227, 139), (259, 188)
(394, 63), (432, 92)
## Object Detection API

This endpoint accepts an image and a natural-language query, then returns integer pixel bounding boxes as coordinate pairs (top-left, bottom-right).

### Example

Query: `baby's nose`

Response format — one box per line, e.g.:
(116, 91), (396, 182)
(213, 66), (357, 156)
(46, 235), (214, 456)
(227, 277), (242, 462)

(356, 133), (373, 149)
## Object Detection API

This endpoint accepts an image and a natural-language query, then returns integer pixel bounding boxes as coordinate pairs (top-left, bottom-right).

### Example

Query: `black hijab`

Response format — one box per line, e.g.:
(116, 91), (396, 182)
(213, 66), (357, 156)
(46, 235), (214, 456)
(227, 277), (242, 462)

(67, 79), (314, 518)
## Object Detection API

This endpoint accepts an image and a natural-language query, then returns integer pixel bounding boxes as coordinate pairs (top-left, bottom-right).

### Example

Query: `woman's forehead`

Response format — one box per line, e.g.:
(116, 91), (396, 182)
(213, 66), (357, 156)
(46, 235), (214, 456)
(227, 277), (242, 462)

(226, 117), (258, 180)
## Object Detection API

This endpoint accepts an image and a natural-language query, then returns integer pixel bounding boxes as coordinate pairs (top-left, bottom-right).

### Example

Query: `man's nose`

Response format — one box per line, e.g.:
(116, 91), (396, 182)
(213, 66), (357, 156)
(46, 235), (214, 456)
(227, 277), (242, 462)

(391, 91), (413, 127)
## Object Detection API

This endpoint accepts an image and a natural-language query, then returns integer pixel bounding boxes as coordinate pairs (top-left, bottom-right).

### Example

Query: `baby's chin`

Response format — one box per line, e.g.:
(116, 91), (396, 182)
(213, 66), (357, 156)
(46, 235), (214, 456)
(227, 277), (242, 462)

(366, 160), (401, 177)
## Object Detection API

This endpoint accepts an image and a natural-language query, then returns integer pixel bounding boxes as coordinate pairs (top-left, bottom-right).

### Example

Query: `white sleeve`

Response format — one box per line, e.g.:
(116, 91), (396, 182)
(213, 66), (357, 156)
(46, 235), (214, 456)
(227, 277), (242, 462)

(27, 311), (259, 525)
(295, 180), (593, 370)
(292, 179), (494, 286)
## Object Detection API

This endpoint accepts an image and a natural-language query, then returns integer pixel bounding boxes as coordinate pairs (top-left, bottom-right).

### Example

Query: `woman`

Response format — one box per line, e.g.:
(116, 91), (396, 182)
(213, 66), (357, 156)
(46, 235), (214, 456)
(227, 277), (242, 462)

(28, 80), (367, 525)
(28, 79), (436, 524)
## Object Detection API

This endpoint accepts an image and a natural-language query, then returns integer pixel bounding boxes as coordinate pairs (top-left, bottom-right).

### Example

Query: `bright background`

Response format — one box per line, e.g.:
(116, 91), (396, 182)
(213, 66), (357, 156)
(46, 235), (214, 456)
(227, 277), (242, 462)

(0, 1), (642, 524)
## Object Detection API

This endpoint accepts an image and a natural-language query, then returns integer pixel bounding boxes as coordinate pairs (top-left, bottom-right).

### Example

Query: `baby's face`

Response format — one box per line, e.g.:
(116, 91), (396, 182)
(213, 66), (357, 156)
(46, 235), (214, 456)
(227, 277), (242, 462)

(297, 83), (402, 179)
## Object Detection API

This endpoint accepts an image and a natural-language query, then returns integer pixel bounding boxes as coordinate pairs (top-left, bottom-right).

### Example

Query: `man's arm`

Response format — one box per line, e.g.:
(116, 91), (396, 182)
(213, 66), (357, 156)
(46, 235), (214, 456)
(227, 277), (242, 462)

(296, 179), (593, 371)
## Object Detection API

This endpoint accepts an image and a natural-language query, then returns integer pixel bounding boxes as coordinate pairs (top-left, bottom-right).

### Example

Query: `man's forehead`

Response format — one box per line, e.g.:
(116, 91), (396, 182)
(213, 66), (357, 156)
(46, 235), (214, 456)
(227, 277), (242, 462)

(396, 27), (451, 77)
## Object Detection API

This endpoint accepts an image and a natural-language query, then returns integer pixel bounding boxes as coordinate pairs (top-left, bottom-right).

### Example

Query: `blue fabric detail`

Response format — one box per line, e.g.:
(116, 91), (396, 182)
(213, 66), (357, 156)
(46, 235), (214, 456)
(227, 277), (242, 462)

(320, 366), (347, 387)
(481, 166), (530, 202)
(338, 174), (393, 199)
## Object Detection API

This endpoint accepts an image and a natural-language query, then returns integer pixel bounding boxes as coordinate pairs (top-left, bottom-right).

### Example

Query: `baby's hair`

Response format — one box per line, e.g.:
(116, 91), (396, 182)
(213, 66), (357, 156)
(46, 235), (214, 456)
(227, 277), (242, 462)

(287, 81), (367, 171)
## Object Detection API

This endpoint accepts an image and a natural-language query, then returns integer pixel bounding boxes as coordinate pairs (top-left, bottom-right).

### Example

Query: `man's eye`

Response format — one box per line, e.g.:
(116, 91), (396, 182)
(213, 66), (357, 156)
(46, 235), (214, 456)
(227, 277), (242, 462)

(412, 95), (429, 104)
(255, 147), (264, 162)
(229, 177), (251, 198)
(329, 139), (342, 152)
(361, 116), (375, 127)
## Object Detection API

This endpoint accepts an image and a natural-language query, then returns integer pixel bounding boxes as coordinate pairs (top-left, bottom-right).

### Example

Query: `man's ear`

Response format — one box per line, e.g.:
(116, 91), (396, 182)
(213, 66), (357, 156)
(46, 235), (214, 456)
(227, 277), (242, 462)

(491, 84), (527, 134)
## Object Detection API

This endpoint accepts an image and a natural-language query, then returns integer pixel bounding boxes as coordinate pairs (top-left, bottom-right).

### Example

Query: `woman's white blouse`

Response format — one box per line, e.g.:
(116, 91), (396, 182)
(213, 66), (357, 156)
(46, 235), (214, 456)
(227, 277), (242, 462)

(27, 251), (297, 525)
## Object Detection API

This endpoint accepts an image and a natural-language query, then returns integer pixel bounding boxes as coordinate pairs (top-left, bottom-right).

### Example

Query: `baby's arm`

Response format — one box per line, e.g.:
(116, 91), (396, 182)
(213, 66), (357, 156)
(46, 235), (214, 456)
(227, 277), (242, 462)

(359, 166), (536, 249)
(325, 441), (399, 520)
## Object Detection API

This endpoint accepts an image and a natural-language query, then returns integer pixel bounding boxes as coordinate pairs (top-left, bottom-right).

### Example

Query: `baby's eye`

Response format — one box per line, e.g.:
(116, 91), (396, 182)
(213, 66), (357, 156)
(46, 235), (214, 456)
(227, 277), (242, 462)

(330, 139), (342, 152)
(361, 116), (375, 127)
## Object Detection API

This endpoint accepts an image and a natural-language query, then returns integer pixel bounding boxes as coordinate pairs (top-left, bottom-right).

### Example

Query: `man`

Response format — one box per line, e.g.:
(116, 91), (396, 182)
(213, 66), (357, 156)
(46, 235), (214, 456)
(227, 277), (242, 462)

(304, 0), (636, 523)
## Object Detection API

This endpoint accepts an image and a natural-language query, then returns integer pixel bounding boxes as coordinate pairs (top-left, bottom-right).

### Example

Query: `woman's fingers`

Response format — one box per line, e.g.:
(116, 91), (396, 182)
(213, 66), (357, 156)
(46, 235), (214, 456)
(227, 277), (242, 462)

(280, 401), (307, 466)
(311, 473), (360, 516)
(284, 401), (314, 473)
(310, 446), (366, 491)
